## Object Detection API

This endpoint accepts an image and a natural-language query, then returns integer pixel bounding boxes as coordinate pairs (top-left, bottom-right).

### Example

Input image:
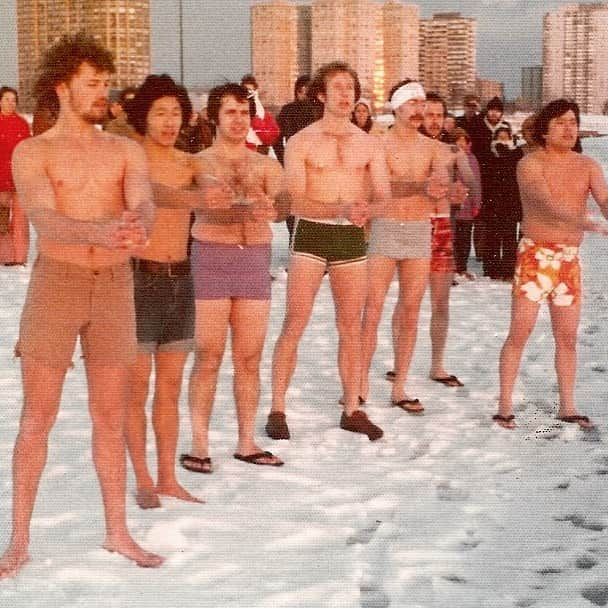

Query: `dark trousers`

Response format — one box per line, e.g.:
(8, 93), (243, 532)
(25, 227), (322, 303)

(482, 218), (519, 279)
(454, 220), (474, 273)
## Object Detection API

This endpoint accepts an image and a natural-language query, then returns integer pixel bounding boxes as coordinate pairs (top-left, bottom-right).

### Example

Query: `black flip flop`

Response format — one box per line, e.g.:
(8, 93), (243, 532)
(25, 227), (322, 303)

(431, 374), (464, 387)
(179, 453), (213, 474)
(392, 398), (425, 414)
(233, 451), (284, 466)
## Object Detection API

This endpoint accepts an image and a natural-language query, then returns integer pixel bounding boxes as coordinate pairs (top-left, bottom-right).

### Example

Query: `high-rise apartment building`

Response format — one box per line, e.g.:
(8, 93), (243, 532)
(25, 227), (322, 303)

(251, 0), (299, 107)
(382, 1), (419, 102)
(542, 3), (608, 113)
(521, 66), (543, 109)
(311, 0), (380, 104)
(419, 12), (476, 108)
(16, 0), (150, 111)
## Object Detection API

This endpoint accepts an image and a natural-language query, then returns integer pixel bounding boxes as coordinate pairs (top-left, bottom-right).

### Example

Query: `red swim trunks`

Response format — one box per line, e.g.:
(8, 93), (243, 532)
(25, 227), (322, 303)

(513, 237), (581, 306)
(430, 216), (456, 273)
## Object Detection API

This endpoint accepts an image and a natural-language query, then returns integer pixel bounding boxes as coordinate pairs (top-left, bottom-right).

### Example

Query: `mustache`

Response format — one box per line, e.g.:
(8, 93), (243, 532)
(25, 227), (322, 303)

(410, 114), (424, 121)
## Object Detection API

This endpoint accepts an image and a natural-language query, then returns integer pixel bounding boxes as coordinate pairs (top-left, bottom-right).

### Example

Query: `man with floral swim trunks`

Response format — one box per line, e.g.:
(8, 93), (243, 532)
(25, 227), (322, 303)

(495, 99), (608, 430)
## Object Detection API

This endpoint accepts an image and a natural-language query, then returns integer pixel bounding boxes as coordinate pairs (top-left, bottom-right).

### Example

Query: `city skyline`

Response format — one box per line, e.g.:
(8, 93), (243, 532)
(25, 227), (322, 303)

(0, 0), (606, 100)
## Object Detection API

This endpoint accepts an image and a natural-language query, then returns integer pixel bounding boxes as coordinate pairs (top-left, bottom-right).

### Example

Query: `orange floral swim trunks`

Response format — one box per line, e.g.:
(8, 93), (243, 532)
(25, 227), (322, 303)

(513, 237), (581, 306)
(430, 216), (456, 273)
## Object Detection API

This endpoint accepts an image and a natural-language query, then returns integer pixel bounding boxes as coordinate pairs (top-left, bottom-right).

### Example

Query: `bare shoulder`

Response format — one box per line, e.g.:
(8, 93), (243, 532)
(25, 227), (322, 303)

(12, 132), (50, 163)
(289, 122), (319, 146)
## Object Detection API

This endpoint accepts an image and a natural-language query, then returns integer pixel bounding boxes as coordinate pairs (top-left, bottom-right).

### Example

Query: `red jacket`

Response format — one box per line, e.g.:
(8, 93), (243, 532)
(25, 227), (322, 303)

(0, 113), (30, 192)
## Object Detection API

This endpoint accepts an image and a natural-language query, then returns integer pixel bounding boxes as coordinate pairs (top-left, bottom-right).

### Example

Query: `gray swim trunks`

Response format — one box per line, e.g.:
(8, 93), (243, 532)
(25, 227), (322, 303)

(367, 219), (431, 259)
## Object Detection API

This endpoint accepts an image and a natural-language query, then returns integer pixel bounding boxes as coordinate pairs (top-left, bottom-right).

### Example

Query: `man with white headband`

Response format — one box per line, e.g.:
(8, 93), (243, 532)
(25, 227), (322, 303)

(266, 62), (391, 442)
(360, 79), (447, 412)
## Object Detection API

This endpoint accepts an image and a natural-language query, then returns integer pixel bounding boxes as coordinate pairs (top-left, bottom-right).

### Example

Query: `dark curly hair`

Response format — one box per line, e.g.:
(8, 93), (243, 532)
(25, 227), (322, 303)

(126, 74), (192, 136)
(33, 32), (115, 114)
(206, 83), (253, 125)
(532, 99), (580, 148)
(307, 62), (361, 108)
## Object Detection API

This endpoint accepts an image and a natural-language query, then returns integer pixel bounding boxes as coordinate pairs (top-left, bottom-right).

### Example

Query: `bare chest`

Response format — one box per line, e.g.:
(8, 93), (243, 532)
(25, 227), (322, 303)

(386, 146), (435, 181)
(305, 134), (369, 173)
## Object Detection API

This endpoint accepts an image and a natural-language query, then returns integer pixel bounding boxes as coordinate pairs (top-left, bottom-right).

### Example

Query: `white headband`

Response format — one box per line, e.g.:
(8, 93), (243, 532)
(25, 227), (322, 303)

(390, 82), (426, 111)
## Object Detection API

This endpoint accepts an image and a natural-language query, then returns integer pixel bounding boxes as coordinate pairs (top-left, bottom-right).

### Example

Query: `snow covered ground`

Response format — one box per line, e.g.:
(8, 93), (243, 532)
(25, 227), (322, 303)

(0, 140), (608, 607)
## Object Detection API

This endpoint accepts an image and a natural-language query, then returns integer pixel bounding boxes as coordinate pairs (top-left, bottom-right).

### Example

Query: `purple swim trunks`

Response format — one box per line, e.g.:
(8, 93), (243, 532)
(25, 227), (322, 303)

(191, 239), (272, 300)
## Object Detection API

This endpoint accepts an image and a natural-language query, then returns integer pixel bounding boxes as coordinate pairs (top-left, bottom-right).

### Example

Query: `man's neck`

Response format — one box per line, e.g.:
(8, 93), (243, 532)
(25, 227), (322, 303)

(213, 136), (248, 159)
(393, 120), (420, 142)
(143, 137), (176, 161)
(54, 109), (99, 139)
(319, 111), (351, 134)
(544, 144), (573, 159)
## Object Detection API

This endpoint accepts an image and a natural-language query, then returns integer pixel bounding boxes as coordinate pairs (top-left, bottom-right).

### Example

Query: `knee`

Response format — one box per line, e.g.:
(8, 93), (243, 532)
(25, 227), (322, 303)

(234, 352), (261, 377)
(193, 348), (224, 374)
(335, 315), (361, 341)
(19, 410), (57, 441)
(280, 314), (309, 341)
(154, 372), (184, 403)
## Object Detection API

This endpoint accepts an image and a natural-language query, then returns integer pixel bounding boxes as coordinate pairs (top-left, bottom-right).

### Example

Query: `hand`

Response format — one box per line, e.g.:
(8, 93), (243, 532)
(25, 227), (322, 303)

(448, 180), (468, 206)
(425, 177), (449, 200)
(581, 214), (608, 236)
(113, 209), (148, 250)
(200, 177), (234, 209)
(249, 189), (277, 222)
(343, 200), (369, 228)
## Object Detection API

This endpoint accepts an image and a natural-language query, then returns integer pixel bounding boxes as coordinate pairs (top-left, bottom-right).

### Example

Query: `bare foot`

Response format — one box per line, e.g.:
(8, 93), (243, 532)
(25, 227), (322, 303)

(103, 534), (164, 568)
(135, 487), (161, 510)
(557, 413), (594, 429)
(0, 546), (30, 579)
(156, 482), (204, 504)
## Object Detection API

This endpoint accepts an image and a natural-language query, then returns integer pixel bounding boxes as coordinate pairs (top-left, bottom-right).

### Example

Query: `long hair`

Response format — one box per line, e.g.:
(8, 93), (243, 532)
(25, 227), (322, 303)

(533, 99), (580, 148)
(33, 32), (115, 115)
(307, 62), (361, 107)
(126, 74), (191, 136)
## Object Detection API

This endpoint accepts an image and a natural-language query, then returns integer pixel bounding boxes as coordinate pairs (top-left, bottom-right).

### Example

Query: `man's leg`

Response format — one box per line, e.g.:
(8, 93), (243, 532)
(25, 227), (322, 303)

(186, 299), (231, 460)
(153, 351), (201, 500)
(548, 300), (591, 426)
(497, 296), (541, 428)
(85, 363), (163, 567)
(428, 270), (455, 380)
(231, 299), (281, 463)
(270, 256), (326, 414)
(328, 262), (367, 415)
(360, 257), (397, 401)
(391, 259), (429, 405)
(0, 358), (66, 578)
(125, 352), (158, 507)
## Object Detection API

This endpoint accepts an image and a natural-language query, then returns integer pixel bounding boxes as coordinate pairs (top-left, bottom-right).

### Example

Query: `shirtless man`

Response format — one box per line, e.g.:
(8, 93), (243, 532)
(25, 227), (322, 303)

(0, 34), (162, 578)
(421, 93), (478, 387)
(361, 81), (446, 413)
(123, 75), (201, 509)
(495, 99), (608, 429)
(177, 83), (286, 467)
(267, 62), (389, 441)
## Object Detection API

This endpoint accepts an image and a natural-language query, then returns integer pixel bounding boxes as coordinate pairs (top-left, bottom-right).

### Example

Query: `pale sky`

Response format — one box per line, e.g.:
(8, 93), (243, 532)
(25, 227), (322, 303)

(0, 0), (603, 99)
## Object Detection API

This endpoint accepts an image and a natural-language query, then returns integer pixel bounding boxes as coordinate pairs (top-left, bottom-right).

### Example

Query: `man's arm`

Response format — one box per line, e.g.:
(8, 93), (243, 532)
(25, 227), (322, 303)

(262, 157), (290, 222)
(367, 137), (392, 218)
(122, 139), (155, 233)
(589, 159), (608, 219)
(12, 140), (141, 249)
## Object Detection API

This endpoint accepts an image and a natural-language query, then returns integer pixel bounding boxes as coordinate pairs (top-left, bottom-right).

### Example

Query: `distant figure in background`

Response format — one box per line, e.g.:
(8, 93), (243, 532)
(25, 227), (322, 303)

(273, 75), (317, 237)
(455, 93), (481, 135)
(176, 110), (205, 154)
(450, 128), (482, 281)
(495, 99), (608, 430)
(443, 113), (457, 137)
(480, 126), (523, 281)
(104, 86), (141, 142)
(240, 74), (280, 154)
(0, 86), (31, 266)
(352, 98), (374, 133)
(273, 75), (317, 165)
